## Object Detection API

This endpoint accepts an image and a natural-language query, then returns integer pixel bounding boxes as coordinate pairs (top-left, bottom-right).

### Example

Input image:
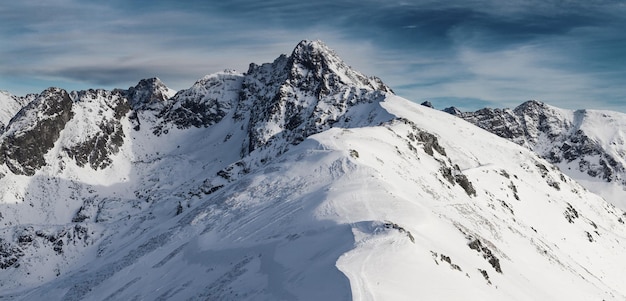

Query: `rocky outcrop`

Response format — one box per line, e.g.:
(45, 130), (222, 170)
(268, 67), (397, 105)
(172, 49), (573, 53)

(0, 88), (74, 175)
(64, 89), (131, 170)
(126, 77), (173, 110)
(420, 101), (434, 108)
(447, 100), (626, 186)
(447, 107), (527, 144)
(237, 40), (393, 156)
(153, 71), (243, 134)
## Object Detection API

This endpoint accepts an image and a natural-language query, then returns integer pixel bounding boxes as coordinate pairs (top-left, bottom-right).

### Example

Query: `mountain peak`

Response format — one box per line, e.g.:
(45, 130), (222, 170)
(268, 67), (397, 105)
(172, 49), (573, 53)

(126, 77), (175, 109)
(237, 40), (393, 156)
(514, 100), (549, 114)
(290, 39), (336, 64)
(137, 77), (165, 87)
(443, 106), (463, 115)
(287, 39), (392, 93)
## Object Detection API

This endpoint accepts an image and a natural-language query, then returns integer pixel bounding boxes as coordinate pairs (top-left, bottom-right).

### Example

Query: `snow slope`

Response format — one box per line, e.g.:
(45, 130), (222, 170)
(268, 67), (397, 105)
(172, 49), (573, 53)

(0, 40), (625, 300)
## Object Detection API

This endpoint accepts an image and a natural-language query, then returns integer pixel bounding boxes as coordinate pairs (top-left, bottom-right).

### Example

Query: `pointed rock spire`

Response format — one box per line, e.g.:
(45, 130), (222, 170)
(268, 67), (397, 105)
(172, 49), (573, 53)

(287, 40), (391, 94)
(1, 87), (74, 175)
(126, 77), (174, 109)
(238, 40), (393, 157)
(513, 100), (549, 115)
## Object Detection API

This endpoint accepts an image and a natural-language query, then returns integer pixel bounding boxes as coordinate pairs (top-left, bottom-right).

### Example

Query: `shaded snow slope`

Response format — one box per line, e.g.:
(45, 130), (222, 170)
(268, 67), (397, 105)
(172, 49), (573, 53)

(447, 101), (626, 209)
(0, 41), (625, 300)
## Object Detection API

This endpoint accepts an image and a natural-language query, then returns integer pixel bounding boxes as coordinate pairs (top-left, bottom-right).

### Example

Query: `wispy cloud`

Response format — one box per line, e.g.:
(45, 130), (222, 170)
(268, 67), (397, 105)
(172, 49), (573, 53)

(1, 0), (625, 112)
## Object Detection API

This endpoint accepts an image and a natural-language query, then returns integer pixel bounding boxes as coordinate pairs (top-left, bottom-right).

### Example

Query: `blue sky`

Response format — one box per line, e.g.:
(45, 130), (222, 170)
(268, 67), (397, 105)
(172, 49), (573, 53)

(1, 0), (625, 112)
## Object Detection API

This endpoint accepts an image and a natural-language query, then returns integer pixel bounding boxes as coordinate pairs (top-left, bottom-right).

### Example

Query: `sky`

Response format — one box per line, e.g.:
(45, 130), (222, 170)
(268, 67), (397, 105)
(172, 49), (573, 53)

(1, 0), (625, 112)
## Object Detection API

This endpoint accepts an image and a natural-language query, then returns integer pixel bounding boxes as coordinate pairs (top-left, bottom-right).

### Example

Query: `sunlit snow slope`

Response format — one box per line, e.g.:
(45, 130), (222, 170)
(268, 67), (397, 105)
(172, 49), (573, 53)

(0, 41), (625, 300)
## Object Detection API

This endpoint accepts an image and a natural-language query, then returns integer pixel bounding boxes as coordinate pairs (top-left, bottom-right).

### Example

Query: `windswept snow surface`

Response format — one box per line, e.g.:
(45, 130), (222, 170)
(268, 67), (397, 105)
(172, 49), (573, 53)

(1, 41), (626, 300)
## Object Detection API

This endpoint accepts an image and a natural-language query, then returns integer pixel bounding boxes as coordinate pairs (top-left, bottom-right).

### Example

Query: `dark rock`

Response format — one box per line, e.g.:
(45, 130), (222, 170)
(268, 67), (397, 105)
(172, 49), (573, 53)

(1, 88), (74, 175)
(443, 106), (462, 115)
(440, 166), (455, 184)
(439, 164), (476, 196)
(468, 238), (502, 273)
(64, 89), (130, 170)
(65, 121), (126, 170)
(508, 181), (520, 200)
(400, 118), (446, 156)
(439, 254), (463, 271)
(237, 40), (392, 157)
(383, 221), (415, 243)
(154, 72), (242, 134)
(0, 238), (24, 269)
(455, 173), (476, 196)
(564, 203), (579, 223)
(478, 269), (492, 285)
(176, 202), (183, 215)
(126, 78), (171, 110)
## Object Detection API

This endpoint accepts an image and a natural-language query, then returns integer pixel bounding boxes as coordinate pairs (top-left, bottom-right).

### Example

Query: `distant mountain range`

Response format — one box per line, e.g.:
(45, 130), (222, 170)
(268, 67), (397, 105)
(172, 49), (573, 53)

(0, 40), (625, 300)
(443, 101), (626, 209)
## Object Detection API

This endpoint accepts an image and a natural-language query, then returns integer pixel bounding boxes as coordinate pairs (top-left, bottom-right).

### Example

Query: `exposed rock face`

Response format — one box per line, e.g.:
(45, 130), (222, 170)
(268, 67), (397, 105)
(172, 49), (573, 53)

(421, 101), (434, 108)
(64, 89), (131, 170)
(153, 71), (243, 134)
(0, 238), (24, 269)
(1, 88), (74, 175)
(237, 40), (393, 156)
(442, 106), (462, 115)
(126, 77), (173, 110)
(449, 107), (527, 143)
(0, 79), (166, 174)
(447, 100), (626, 186)
(512, 100), (572, 146)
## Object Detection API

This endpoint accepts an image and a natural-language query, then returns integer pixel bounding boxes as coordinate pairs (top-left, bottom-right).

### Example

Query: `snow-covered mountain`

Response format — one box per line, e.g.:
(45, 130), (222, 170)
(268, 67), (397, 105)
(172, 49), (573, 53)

(446, 101), (626, 209)
(0, 90), (29, 133)
(1, 40), (626, 300)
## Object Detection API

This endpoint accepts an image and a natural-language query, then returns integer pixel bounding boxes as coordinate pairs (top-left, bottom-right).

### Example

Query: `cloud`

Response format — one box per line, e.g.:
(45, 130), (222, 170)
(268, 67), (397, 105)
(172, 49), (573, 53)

(362, 0), (626, 111)
(0, 0), (625, 112)
(385, 34), (625, 111)
(0, 0), (389, 93)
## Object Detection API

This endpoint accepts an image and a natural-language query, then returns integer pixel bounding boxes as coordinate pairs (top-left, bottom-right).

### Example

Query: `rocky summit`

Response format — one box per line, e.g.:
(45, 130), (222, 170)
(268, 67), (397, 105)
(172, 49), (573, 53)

(446, 101), (626, 209)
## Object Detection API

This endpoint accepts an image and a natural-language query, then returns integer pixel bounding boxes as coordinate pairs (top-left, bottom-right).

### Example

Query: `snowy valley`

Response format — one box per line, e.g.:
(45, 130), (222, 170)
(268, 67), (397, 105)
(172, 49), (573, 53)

(0, 40), (625, 300)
